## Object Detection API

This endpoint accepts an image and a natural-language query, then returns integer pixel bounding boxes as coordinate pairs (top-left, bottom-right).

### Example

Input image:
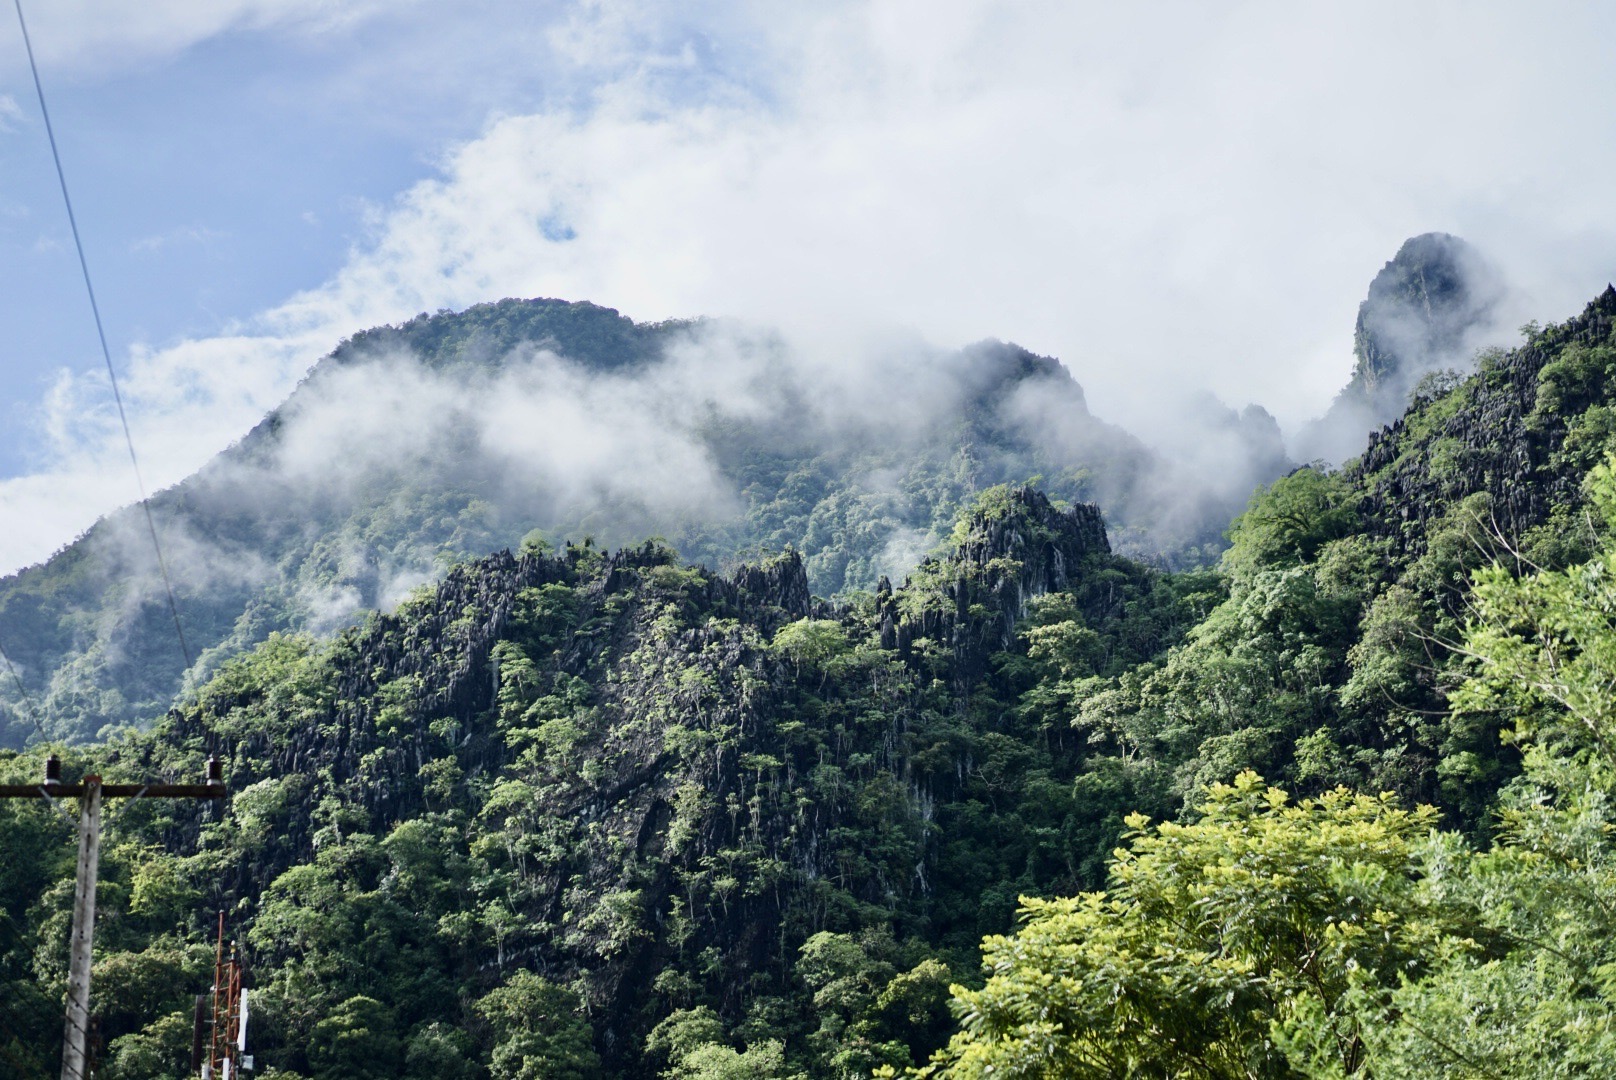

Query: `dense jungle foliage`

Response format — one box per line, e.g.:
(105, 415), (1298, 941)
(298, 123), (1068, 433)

(925, 456), (1616, 1076)
(5, 286), (1616, 1077)
(0, 487), (1207, 1078)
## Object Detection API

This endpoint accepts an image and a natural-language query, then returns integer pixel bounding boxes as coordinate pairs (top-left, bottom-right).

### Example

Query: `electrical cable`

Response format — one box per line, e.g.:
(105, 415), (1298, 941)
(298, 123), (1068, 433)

(0, 971), (89, 1080)
(0, 950), (58, 1073)
(10, 0), (193, 670)
(0, 636), (49, 745)
(4, 9), (220, 1076)
(0, 1009), (48, 1079)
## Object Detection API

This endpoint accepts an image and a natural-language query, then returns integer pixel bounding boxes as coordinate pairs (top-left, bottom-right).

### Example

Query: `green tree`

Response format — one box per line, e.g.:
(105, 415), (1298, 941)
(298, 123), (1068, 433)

(1350, 458), (1616, 1074)
(101, 1009), (192, 1080)
(476, 971), (600, 1079)
(799, 930), (949, 1076)
(921, 773), (1442, 1078)
(771, 618), (851, 682)
(308, 995), (403, 1080)
(666, 1039), (804, 1080)
(1222, 468), (1355, 583)
(403, 1021), (479, 1080)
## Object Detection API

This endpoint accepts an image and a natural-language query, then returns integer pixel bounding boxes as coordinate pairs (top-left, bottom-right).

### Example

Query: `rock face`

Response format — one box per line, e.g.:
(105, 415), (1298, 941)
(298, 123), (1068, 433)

(180, 494), (1113, 868)
(1300, 233), (1506, 466)
(131, 489), (1130, 1071)
(877, 488), (1111, 688)
(1352, 233), (1501, 400)
(1352, 284), (1616, 559)
(177, 542), (827, 844)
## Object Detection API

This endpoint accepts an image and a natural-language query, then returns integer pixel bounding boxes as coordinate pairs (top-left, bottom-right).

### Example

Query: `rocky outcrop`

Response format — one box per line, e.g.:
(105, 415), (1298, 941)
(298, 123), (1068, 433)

(1300, 233), (1506, 466)
(877, 488), (1111, 687)
(1352, 233), (1502, 400)
(90, 467), (1186, 1075)
(1353, 285), (1616, 557)
(726, 550), (819, 623)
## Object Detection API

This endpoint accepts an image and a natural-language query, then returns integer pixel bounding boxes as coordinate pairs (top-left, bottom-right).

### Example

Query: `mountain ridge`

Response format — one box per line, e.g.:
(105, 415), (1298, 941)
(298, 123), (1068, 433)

(0, 299), (1277, 748)
(7, 275), (1616, 1073)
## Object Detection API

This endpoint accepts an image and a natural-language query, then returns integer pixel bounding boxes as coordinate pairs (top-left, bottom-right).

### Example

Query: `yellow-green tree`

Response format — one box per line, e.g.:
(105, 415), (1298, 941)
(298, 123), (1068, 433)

(920, 455), (1616, 1078)
(916, 773), (1442, 1078)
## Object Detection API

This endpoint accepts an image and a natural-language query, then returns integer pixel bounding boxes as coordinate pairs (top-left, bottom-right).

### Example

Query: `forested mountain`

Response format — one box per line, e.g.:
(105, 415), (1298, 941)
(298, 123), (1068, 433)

(4, 284), (1616, 1077)
(0, 296), (1287, 750)
(1, 487), (1209, 1077)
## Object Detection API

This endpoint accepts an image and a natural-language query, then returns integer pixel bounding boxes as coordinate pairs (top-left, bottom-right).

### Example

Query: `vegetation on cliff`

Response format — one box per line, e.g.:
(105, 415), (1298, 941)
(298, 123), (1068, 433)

(1, 487), (1212, 1077)
(926, 456), (1616, 1076)
(5, 282), (1616, 1076)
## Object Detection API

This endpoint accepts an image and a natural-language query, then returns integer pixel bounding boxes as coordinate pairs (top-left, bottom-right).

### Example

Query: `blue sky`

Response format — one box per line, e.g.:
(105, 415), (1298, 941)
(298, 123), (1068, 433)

(3, 1), (1616, 573)
(1, 20), (421, 465)
(0, 1), (756, 470)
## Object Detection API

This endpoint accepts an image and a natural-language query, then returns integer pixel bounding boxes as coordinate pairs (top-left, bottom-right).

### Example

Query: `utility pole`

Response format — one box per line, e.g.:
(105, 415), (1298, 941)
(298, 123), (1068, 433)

(63, 772), (100, 1080)
(0, 754), (225, 1080)
(200, 911), (249, 1080)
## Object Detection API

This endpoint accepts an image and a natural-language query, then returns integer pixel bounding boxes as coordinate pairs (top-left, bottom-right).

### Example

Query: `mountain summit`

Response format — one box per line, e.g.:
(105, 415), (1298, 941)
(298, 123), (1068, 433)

(1300, 232), (1505, 464)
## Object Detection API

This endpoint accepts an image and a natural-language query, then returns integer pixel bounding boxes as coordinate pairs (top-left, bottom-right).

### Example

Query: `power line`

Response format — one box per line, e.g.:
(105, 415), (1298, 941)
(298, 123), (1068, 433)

(0, 1008), (50, 1080)
(11, 0), (192, 670)
(0, 635), (49, 745)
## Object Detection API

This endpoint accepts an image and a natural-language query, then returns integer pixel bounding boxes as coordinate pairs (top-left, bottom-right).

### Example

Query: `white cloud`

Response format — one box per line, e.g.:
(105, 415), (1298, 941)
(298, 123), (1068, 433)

(4, 0), (404, 75)
(128, 224), (227, 253)
(1, 330), (324, 570)
(275, 0), (1616, 418)
(6, 0), (1616, 574)
(0, 94), (23, 131)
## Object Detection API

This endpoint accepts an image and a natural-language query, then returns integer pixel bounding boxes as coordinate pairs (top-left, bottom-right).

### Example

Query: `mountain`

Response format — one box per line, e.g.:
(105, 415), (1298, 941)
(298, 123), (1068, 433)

(5, 280), (1616, 1075)
(2, 486), (1206, 1077)
(0, 299), (1283, 749)
(1299, 231), (1505, 465)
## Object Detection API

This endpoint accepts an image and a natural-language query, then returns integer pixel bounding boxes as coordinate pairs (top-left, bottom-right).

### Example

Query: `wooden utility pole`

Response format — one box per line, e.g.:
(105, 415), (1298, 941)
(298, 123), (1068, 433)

(0, 754), (225, 1080)
(62, 773), (100, 1080)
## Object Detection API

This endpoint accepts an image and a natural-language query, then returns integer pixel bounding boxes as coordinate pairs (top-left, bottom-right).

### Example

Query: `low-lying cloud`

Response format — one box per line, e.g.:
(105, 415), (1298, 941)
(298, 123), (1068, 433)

(115, 314), (1290, 630)
(6, 2), (1616, 575)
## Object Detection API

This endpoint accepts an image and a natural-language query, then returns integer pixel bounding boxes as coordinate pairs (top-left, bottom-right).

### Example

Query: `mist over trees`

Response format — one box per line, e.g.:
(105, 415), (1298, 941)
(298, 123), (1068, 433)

(0, 298), (1291, 749)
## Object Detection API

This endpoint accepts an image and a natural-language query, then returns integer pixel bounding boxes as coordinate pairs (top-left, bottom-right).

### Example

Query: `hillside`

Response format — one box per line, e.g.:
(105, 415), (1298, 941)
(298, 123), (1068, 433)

(4, 283), (1616, 1075)
(0, 299), (1281, 749)
(1, 486), (1214, 1076)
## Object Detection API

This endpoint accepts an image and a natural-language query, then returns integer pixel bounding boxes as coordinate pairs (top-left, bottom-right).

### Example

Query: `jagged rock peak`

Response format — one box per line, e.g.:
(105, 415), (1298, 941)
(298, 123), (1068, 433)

(876, 488), (1112, 686)
(730, 549), (813, 619)
(950, 486), (1110, 568)
(1349, 232), (1502, 400)
(1296, 232), (1506, 468)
